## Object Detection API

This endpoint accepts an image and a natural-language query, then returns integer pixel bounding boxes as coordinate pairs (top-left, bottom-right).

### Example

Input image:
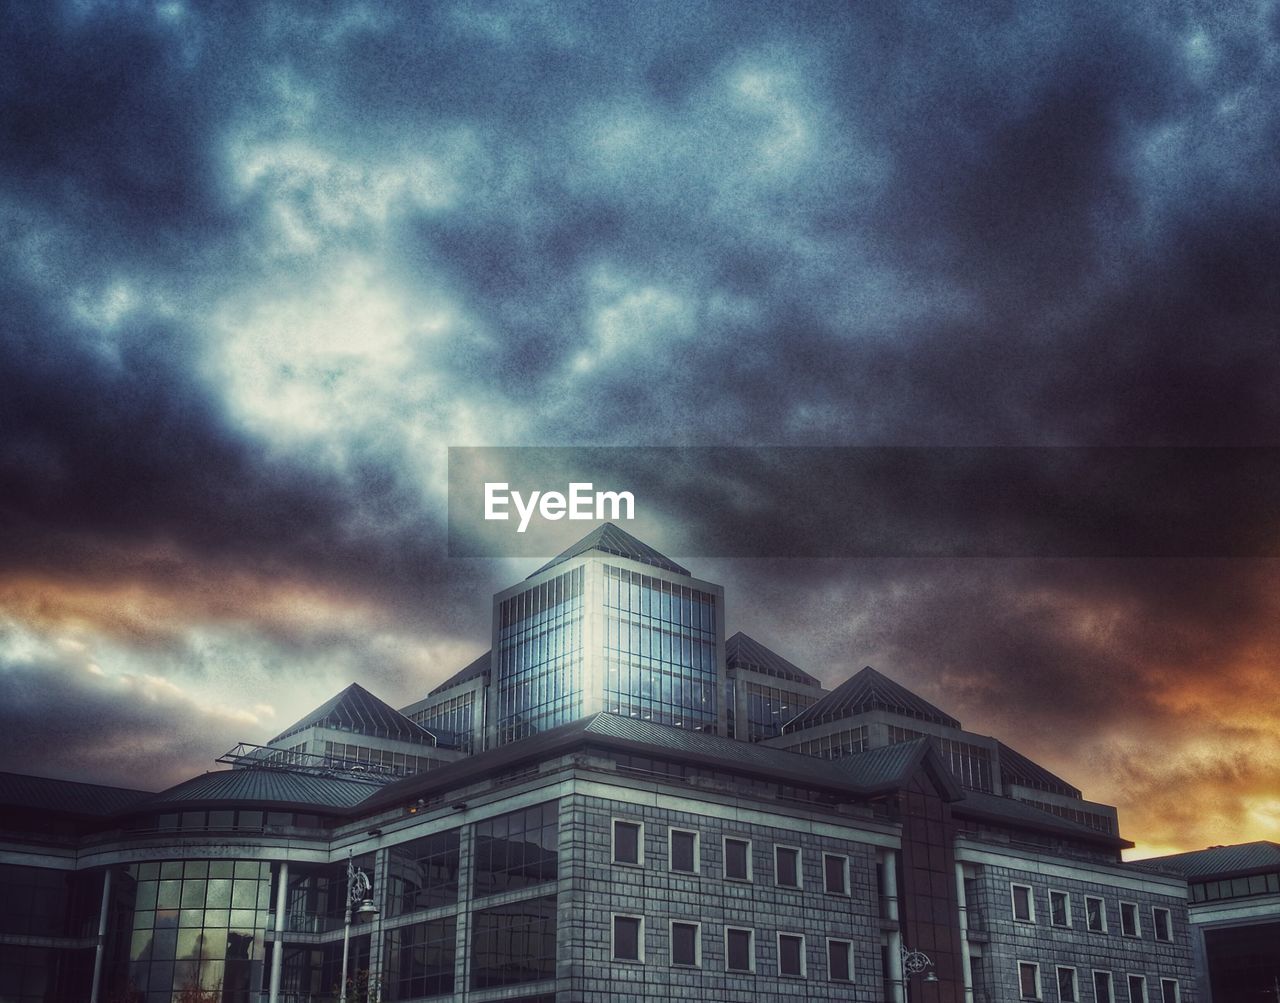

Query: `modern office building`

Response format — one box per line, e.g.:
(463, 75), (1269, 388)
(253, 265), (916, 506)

(0, 525), (1211, 1003)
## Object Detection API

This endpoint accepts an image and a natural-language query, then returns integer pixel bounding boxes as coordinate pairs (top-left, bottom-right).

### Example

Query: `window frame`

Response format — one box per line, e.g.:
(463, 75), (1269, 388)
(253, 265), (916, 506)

(1056, 965), (1078, 1003)
(1085, 895), (1108, 933)
(1092, 970), (1114, 1003)
(822, 852), (850, 895)
(1159, 978), (1180, 1003)
(826, 937), (854, 983)
(774, 844), (802, 889)
(724, 925), (756, 973)
(1018, 960), (1042, 1000)
(611, 818), (644, 867)
(668, 827), (700, 874)
(1048, 888), (1072, 928)
(669, 919), (701, 968)
(723, 835), (753, 882)
(1011, 882), (1036, 923)
(1127, 973), (1148, 1003)
(776, 931), (806, 979)
(1151, 905), (1172, 942)
(611, 913), (645, 963)
(1119, 900), (1141, 938)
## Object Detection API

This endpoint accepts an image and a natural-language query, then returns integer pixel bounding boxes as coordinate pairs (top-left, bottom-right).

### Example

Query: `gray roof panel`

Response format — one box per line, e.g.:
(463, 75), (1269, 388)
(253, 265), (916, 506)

(785, 666), (961, 731)
(726, 632), (821, 687)
(270, 682), (438, 746)
(953, 789), (1131, 849)
(997, 741), (1081, 798)
(140, 768), (382, 811)
(529, 523), (691, 579)
(1144, 841), (1280, 879)
(0, 771), (152, 817)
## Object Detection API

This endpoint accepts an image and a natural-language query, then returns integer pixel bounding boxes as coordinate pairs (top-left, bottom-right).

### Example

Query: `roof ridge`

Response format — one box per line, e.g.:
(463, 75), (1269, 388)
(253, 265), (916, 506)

(528, 522), (691, 579)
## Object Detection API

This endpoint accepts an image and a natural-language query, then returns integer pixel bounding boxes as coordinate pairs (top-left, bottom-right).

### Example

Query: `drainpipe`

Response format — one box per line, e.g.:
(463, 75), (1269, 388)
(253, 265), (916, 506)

(269, 860), (289, 1003)
(955, 862), (974, 1003)
(88, 868), (112, 1003)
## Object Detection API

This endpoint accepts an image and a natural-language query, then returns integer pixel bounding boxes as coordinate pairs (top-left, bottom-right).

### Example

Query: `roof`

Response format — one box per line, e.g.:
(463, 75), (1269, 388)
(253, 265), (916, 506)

(997, 741), (1081, 798)
(726, 632), (821, 687)
(784, 665), (961, 731)
(0, 771), (152, 817)
(359, 712), (962, 816)
(528, 522), (691, 579)
(952, 789), (1132, 849)
(427, 650), (491, 697)
(1143, 841), (1280, 880)
(139, 768), (382, 812)
(832, 738), (964, 800)
(270, 682), (438, 746)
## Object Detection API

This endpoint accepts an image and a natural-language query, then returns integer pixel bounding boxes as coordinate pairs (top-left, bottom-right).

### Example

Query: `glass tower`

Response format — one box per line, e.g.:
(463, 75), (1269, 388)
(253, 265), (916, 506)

(487, 524), (726, 746)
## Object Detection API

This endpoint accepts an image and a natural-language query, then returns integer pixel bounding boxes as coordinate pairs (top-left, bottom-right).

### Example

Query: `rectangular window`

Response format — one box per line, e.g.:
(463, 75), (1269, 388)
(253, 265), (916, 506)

(670, 921), (700, 967)
(1057, 966), (1078, 1003)
(1049, 889), (1071, 927)
(775, 845), (801, 888)
(470, 895), (557, 990)
(669, 828), (699, 873)
(1020, 961), (1041, 1000)
(612, 914), (643, 962)
(1160, 979), (1179, 1003)
(1120, 901), (1140, 937)
(724, 837), (752, 881)
(1093, 971), (1114, 1003)
(1086, 896), (1107, 933)
(1152, 906), (1171, 941)
(386, 829), (461, 915)
(778, 932), (805, 978)
(472, 801), (559, 897)
(823, 854), (849, 895)
(1127, 974), (1147, 1003)
(383, 917), (456, 1000)
(827, 938), (853, 982)
(1011, 883), (1035, 922)
(612, 820), (642, 866)
(725, 927), (754, 972)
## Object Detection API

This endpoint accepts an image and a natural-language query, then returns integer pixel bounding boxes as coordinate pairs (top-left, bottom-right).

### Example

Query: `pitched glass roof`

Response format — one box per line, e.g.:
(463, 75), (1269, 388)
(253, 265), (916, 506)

(997, 741), (1081, 798)
(784, 665), (961, 731)
(726, 632), (821, 686)
(426, 649), (491, 697)
(270, 682), (438, 746)
(528, 522), (690, 579)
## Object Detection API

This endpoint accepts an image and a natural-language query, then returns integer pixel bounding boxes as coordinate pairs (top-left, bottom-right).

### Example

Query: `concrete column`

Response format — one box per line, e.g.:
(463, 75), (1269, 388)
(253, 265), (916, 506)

(955, 862), (974, 1003)
(455, 818), (474, 1000)
(884, 849), (905, 1003)
(268, 860), (289, 1003)
(88, 868), (112, 1003)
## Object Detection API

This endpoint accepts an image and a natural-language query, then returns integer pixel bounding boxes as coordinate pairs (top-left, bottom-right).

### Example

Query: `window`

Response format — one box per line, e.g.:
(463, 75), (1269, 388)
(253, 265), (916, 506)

(775, 845), (801, 888)
(827, 938), (853, 982)
(383, 917), (456, 1000)
(725, 927), (754, 972)
(724, 837), (752, 881)
(386, 829), (461, 915)
(1011, 883), (1035, 922)
(1093, 971), (1114, 1003)
(1085, 895), (1107, 933)
(1159, 979), (1180, 1003)
(472, 802), (559, 897)
(612, 820), (643, 866)
(669, 828), (699, 873)
(1019, 961), (1041, 1000)
(823, 854), (849, 895)
(612, 914), (643, 962)
(777, 933), (806, 978)
(1152, 906), (1171, 942)
(1119, 901), (1140, 937)
(1049, 889), (1071, 927)
(470, 895), (557, 990)
(1127, 974), (1147, 1003)
(670, 921), (700, 967)
(1057, 966), (1078, 1003)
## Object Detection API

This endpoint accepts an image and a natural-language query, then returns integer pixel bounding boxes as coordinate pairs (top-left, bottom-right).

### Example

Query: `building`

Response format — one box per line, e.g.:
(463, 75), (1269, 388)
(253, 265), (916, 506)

(0, 524), (1205, 1003)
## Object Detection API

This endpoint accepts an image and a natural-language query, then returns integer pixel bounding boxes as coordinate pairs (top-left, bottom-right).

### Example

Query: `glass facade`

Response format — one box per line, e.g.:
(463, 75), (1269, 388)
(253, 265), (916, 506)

(412, 690), (477, 752)
(125, 860), (271, 1003)
(496, 567), (586, 744)
(383, 917), (456, 1000)
(603, 565), (717, 732)
(788, 725), (870, 760)
(744, 682), (818, 741)
(386, 829), (461, 915)
(473, 802), (559, 898)
(470, 895), (558, 990)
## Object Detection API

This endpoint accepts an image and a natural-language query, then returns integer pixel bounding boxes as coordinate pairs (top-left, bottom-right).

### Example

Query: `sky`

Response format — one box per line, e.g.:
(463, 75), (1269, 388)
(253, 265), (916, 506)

(1, 0), (1278, 859)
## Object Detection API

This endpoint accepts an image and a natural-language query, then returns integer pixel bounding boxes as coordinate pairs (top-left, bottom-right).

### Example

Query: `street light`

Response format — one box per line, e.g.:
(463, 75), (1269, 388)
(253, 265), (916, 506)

(902, 944), (940, 984)
(338, 851), (378, 1003)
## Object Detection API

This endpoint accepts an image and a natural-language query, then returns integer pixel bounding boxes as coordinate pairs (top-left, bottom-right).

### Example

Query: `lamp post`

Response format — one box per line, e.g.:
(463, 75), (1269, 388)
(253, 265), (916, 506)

(338, 851), (378, 1003)
(901, 944), (940, 988)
